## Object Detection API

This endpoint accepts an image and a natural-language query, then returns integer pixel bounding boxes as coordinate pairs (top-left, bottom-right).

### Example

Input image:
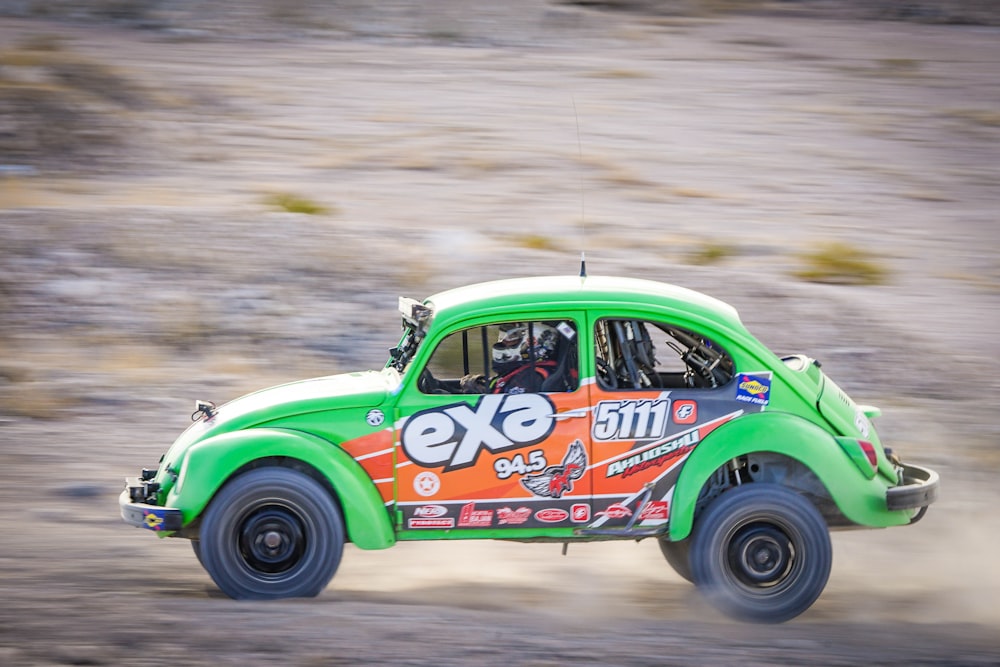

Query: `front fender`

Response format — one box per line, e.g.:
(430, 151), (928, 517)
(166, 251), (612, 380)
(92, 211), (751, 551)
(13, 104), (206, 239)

(668, 412), (913, 541)
(166, 428), (394, 550)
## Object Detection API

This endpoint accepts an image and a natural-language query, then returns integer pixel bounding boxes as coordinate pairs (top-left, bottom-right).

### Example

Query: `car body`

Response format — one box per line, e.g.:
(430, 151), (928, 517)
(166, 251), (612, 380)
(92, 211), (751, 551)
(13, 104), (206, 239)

(121, 275), (938, 622)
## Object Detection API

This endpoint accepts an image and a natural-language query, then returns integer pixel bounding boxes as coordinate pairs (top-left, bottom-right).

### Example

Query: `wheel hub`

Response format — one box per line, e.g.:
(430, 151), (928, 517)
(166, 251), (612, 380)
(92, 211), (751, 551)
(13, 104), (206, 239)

(263, 531), (283, 550)
(729, 523), (794, 587)
(238, 507), (307, 575)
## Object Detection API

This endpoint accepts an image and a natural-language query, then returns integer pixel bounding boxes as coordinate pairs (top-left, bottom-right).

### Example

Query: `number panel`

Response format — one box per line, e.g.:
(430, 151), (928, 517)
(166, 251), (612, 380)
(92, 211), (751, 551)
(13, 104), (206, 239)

(592, 399), (670, 442)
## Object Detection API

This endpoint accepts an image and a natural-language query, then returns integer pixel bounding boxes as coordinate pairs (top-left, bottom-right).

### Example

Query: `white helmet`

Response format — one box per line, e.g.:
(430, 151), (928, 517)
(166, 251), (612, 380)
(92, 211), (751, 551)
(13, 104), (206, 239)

(492, 323), (559, 375)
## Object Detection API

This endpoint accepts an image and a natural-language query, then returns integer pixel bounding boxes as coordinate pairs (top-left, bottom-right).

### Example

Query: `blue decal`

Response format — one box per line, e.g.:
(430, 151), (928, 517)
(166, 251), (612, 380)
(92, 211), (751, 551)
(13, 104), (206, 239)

(735, 373), (771, 406)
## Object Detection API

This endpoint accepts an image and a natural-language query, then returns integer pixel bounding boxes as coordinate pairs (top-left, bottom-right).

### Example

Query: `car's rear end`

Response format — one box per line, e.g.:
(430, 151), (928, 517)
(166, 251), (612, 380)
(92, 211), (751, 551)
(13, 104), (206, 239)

(782, 354), (938, 521)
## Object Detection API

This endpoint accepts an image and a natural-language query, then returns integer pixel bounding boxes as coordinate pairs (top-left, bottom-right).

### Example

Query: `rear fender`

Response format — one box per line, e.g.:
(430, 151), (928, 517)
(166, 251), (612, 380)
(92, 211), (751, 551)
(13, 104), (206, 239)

(668, 412), (912, 541)
(165, 428), (394, 550)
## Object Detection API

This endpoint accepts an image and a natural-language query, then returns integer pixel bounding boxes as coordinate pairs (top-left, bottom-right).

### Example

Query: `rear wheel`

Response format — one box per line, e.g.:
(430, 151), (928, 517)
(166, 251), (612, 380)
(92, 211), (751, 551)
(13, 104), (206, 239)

(657, 538), (693, 583)
(198, 467), (345, 600)
(690, 484), (831, 623)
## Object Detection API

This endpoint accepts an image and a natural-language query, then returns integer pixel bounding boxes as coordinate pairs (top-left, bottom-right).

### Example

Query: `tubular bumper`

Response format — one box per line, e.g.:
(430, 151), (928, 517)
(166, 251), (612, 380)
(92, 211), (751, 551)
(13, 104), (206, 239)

(886, 463), (939, 512)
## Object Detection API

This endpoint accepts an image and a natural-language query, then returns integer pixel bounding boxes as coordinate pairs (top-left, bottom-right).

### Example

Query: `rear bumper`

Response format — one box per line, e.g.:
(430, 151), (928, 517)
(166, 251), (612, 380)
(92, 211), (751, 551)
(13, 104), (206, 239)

(885, 463), (939, 513)
(119, 481), (183, 532)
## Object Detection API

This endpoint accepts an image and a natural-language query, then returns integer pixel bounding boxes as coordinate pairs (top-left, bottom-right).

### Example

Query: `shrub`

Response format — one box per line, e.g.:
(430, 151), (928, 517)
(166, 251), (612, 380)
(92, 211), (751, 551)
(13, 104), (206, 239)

(264, 193), (332, 215)
(793, 241), (887, 285)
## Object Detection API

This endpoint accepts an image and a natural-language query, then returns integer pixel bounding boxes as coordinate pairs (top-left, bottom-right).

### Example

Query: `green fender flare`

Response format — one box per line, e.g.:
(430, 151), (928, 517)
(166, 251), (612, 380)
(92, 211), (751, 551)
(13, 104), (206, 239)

(166, 428), (395, 550)
(667, 412), (909, 542)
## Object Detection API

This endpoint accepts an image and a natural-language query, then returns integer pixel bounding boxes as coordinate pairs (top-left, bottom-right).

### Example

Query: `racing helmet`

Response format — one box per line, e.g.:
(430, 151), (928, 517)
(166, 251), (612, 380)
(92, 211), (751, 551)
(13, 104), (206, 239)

(492, 323), (559, 375)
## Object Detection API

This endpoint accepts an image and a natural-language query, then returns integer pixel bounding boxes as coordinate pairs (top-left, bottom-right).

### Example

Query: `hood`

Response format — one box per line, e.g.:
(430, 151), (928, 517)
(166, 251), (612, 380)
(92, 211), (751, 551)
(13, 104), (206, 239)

(162, 370), (393, 466)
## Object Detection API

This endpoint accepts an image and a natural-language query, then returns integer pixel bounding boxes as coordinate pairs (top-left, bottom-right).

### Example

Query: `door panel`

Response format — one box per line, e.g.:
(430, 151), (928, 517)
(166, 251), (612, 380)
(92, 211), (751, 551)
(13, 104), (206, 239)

(395, 390), (594, 531)
(394, 316), (592, 533)
(587, 385), (746, 530)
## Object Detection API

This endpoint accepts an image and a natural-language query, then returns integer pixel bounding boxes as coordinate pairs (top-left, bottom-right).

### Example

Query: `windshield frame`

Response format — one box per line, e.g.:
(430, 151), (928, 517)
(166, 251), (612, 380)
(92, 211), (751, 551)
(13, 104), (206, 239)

(386, 297), (434, 372)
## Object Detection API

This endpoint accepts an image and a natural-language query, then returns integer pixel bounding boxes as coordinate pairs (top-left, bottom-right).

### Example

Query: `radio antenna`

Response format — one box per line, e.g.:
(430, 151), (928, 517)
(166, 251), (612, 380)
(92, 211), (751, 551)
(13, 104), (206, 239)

(572, 96), (587, 279)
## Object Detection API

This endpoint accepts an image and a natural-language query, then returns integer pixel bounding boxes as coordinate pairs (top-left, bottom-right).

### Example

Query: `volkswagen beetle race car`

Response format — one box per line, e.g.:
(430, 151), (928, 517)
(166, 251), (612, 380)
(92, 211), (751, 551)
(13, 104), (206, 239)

(121, 275), (938, 623)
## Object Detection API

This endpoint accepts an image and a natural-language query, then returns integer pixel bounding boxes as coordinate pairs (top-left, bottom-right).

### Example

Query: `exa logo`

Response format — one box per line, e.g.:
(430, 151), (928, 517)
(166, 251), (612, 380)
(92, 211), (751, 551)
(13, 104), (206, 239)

(402, 394), (556, 471)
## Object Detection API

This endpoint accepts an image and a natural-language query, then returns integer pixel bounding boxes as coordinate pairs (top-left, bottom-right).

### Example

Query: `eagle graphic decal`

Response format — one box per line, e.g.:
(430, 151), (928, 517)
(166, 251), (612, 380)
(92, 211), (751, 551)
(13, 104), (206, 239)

(520, 439), (587, 499)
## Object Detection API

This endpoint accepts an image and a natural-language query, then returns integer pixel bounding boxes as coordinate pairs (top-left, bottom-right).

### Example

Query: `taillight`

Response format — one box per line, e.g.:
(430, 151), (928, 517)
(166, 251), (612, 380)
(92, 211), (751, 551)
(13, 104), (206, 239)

(836, 436), (878, 479)
(858, 440), (878, 471)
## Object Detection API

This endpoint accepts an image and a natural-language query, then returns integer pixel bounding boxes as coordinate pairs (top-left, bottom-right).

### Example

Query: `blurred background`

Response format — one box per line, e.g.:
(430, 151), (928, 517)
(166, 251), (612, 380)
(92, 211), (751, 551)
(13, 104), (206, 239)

(1, 1), (998, 664)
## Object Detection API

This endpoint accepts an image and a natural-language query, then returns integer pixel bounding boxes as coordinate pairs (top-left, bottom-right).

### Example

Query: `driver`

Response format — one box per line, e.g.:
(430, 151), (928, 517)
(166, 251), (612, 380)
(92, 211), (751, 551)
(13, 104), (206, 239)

(461, 323), (561, 394)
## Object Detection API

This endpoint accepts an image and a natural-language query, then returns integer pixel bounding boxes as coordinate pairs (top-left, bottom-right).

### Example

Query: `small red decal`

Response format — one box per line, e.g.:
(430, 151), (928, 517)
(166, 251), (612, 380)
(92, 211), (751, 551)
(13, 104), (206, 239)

(534, 508), (569, 523)
(637, 500), (669, 521)
(597, 503), (633, 519)
(673, 400), (697, 425)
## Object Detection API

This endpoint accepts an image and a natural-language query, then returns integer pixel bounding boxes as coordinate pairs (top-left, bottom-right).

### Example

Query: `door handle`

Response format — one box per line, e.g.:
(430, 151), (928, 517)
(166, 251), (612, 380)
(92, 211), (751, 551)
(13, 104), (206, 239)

(552, 408), (589, 420)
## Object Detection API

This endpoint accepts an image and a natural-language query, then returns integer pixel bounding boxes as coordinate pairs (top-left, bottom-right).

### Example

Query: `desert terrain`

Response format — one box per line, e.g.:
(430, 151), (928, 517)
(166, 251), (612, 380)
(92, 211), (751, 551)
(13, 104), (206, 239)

(1, 2), (999, 664)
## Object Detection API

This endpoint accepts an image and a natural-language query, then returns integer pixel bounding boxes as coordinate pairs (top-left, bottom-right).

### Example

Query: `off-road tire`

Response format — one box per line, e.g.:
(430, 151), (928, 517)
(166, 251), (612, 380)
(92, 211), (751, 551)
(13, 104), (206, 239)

(657, 538), (693, 583)
(198, 467), (345, 600)
(191, 538), (204, 566)
(690, 484), (831, 623)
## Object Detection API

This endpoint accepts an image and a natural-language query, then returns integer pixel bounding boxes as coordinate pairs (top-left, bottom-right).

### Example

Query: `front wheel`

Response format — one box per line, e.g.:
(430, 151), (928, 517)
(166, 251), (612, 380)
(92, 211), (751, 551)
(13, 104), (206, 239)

(690, 484), (831, 623)
(198, 467), (345, 600)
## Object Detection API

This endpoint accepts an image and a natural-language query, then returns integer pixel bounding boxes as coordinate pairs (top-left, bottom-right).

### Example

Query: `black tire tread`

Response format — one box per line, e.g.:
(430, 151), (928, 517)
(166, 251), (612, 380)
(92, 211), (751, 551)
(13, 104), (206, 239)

(657, 537), (694, 583)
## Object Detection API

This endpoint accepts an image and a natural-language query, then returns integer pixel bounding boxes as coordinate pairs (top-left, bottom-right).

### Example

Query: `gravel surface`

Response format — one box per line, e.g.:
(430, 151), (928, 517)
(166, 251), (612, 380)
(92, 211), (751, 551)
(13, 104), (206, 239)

(1, 4), (998, 665)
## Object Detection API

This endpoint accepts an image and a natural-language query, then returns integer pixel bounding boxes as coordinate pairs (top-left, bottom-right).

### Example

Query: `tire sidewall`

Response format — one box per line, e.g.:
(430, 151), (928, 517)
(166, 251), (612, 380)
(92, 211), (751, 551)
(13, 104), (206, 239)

(657, 538), (694, 583)
(690, 484), (831, 623)
(199, 467), (345, 600)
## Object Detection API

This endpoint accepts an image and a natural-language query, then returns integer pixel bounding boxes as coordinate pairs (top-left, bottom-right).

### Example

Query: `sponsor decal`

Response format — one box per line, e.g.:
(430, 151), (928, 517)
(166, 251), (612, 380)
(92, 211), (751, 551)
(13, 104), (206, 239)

(408, 517), (455, 529)
(556, 321), (577, 340)
(401, 394), (556, 471)
(496, 506), (532, 525)
(457, 502), (494, 528)
(672, 400), (697, 425)
(412, 504), (448, 518)
(366, 408), (385, 427)
(494, 449), (547, 480)
(637, 500), (669, 521)
(571, 503), (591, 523)
(142, 510), (164, 531)
(736, 373), (771, 406)
(535, 508), (569, 523)
(597, 503), (632, 519)
(413, 471), (441, 497)
(520, 440), (587, 499)
(593, 399), (670, 442)
(606, 431), (699, 478)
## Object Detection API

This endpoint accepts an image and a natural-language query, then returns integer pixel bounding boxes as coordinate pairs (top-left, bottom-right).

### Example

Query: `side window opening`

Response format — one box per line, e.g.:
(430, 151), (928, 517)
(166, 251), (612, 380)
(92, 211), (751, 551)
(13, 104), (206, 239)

(420, 320), (579, 395)
(594, 319), (733, 390)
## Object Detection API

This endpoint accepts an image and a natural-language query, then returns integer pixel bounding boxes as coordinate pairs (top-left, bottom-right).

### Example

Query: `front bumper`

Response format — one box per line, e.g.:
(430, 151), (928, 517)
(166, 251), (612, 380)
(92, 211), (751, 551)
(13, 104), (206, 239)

(120, 478), (183, 532)
(886, 462), (939, 513)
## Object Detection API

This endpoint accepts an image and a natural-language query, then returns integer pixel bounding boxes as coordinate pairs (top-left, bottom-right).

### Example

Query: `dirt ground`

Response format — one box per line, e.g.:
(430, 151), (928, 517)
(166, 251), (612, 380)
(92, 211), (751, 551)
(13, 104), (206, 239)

(1, 2), (999, 665)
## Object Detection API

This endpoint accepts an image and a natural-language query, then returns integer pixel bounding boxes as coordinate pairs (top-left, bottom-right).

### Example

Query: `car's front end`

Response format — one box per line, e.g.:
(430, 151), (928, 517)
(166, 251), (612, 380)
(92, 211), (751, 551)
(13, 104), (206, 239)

(120, 370), (397, 539)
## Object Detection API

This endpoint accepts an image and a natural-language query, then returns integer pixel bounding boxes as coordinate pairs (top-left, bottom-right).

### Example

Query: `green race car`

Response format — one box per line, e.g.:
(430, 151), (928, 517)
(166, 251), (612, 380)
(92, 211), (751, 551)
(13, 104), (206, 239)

(121, 275), (937, 623)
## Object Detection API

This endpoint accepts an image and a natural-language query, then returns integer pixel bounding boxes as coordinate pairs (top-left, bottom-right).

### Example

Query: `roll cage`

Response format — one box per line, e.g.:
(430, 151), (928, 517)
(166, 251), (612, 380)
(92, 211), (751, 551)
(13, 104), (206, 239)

(594, 319), (734, 390)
